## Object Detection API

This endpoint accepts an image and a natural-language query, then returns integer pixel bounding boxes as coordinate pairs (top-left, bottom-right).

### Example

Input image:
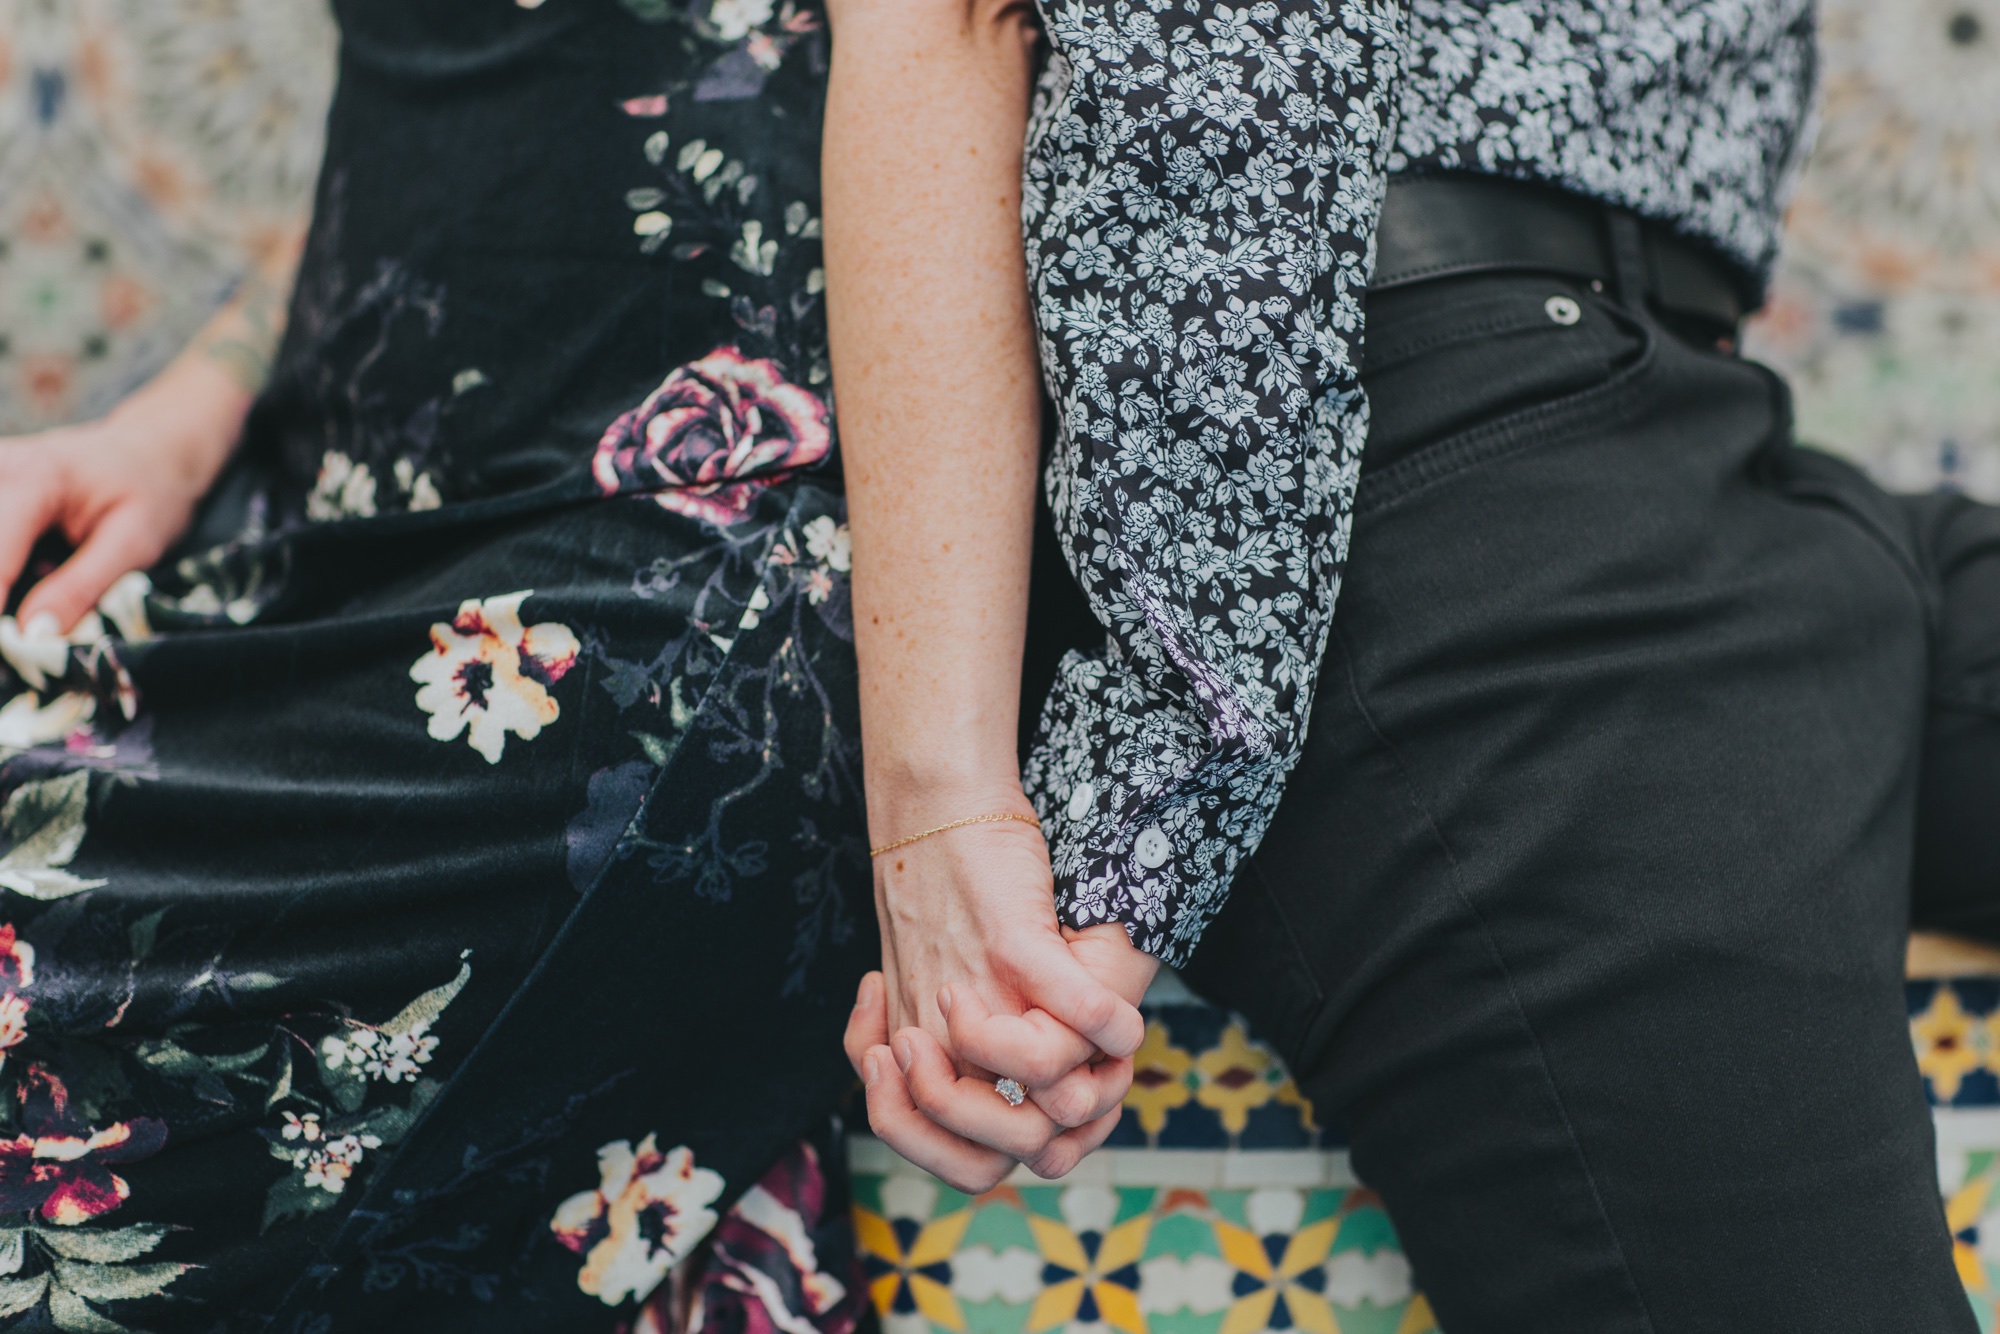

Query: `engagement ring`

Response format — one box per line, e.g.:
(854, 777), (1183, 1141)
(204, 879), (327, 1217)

(995, 1077), (1026, 1107)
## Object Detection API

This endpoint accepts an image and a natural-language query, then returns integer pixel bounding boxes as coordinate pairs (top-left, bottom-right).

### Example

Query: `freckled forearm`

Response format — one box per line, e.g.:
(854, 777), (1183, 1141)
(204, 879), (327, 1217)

(81, 219), (308, 492)
(822, 0), (1044, 830)
(186, 221), (307, 397)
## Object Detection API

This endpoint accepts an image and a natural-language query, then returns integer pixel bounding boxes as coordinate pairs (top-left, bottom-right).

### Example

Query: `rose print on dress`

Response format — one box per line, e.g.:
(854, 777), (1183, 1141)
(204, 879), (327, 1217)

(671, 1139), (863, 1334)
(551, 1135), (724, 1305)
(592, 347), (830, 527)
(0, 924), (32, 1075)
(410, 591), (580, 764)
(0, 1067), (166, 1227)
(0, 1068), (187, 1327)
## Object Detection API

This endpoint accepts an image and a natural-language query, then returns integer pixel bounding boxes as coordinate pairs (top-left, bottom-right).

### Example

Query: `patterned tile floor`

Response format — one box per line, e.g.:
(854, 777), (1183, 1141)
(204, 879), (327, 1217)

(850, 978), (2000, 1333)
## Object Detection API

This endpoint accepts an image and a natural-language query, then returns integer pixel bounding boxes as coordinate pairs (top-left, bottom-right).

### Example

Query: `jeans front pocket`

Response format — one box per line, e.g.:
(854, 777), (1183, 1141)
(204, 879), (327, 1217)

(1359, 273), (1654, 495)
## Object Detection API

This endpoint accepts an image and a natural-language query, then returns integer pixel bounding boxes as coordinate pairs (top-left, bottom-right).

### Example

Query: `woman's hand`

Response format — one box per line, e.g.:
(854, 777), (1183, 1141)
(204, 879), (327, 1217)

(0, 358), (249, 632)
(0, 222), (301, 631)
(821, 0), (1146, 1192)
(845, 810), (1159, 1192)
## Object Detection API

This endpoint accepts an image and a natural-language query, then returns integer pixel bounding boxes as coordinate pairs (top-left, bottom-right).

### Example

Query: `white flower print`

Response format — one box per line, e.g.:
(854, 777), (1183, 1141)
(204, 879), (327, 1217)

(409, 591), (580, 764)
(707, 0), (776, 40)
(263, 958), (471, 1218)
(285, 1129), (384, 1195)
(800, 515), (850, 572)
(0, 614), (72, 693)
(0, 993), (27, 1071)
(320, 1023), (441, 1085)
(550, 1136), (725, 1306)
(0, 691), (93, 751)
(95, 571), (155, 644)
(392, 456), (445, 512)
(280, 1112), (323, 1143)
(306, 449), (379, 521)
(738, 583), (772, 632)
(1393, 0), (1816, 277)
(0, 923), (30, 1073)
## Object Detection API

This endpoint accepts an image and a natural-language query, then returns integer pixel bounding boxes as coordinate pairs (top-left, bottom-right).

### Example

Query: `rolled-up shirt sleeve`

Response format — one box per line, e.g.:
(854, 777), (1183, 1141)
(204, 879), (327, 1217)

(1018, 0), (1405, 965)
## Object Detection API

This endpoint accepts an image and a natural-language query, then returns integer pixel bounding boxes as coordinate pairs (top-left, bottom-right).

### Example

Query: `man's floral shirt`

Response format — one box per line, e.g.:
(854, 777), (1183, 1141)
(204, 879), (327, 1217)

(1019, 0), (1816, 963)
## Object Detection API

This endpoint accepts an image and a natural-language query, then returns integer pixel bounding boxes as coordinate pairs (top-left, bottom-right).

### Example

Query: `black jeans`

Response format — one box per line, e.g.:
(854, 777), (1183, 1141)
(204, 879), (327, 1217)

(1158, 272), (2000, 1330)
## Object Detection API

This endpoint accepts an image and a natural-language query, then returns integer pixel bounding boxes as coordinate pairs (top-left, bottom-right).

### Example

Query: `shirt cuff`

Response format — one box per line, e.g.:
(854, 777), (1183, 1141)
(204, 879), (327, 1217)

(1022, 651), (1280, 967)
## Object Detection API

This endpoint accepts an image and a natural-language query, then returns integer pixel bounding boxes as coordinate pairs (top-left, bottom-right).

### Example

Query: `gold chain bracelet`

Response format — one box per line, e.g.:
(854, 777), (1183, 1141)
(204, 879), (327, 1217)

(869, 812), (1042, 858)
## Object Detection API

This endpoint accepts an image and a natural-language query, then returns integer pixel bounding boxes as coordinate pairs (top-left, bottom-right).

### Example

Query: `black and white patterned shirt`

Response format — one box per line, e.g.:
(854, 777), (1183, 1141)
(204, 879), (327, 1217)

(1018, 0), (1817, 964)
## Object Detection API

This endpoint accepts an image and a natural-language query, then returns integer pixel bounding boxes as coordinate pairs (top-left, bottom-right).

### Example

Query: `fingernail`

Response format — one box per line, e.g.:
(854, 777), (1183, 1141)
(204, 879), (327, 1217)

(863, 1053), (879, 1085)
(893, 1037), (913, 1073)
(937, 985), (953, 1017)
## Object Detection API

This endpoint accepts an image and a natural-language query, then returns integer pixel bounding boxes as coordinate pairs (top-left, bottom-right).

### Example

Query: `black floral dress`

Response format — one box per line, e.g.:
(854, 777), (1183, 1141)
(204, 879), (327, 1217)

(0, 2), (875, 1329)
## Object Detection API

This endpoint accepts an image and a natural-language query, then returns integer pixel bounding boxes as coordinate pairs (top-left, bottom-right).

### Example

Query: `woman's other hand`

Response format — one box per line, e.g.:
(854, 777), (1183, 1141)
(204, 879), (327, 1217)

(0, 226), (299, 631)
(0, 359), (248, 631)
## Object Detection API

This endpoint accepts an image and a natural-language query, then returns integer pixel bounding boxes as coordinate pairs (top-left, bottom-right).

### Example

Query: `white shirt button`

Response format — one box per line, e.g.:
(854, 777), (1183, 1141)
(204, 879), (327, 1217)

(1066, 781), (1096, 821)
(1134, 826), (1172, 869)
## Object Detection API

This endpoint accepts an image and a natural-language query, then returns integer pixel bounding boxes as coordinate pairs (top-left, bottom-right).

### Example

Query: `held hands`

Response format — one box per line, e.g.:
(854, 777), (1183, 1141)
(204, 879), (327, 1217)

(844, 806), (1160, 1191)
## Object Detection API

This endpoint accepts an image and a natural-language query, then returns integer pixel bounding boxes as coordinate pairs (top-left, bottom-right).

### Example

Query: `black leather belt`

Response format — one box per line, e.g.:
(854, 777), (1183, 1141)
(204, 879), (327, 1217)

(1371, 173), (1757, 331)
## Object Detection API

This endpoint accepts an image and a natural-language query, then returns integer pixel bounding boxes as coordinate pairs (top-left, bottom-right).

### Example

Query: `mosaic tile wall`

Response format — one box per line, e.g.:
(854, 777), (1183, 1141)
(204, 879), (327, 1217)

(0, 0), (334, 432)
(5, 0), (2000, 494)
(847, 980), (2000, 1334)
(852, 987), (1440, 1334)
(1740, 0), (2000, 495)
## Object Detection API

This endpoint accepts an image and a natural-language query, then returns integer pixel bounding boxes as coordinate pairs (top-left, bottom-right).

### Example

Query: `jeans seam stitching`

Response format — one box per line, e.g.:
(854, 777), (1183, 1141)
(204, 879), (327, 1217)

(1240, 857), (1330, 1010)
(1364, 306), (1577, 370)
(1331, 624), (1664, 1333)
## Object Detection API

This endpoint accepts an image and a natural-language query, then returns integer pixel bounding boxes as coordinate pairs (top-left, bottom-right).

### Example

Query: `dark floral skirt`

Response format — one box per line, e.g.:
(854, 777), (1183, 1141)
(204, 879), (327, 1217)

(0, 477), (876, 1331)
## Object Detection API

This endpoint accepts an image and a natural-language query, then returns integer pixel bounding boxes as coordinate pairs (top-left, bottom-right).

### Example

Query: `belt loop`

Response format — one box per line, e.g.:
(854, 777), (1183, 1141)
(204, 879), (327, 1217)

(1604, 209), (1650, 312)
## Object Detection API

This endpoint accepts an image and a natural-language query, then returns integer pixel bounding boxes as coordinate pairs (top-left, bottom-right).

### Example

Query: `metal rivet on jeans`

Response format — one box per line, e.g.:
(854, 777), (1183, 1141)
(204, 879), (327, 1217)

(1545, 295), (1582, 326)
(1135, 826), (1172, 869)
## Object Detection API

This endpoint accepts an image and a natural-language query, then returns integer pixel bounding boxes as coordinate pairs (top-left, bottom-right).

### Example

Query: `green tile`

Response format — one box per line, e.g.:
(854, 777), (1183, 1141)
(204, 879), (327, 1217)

(961, 1201), (1037, 1251)
(1208, 1192), (1248, 1228)
(1017, 1185), (1066, 1220)
(1328, 1300), (1416, 1334)
(851, 1174), (884, 1214)
(1331, 1204), (1399, 1256)
(1300, 1188), (1350, 1227)
(1144, 1211), (1221, 1261)
(1146, 1309), (1225, 1334)
(1114, 1186), (1158, 1225)
(960, 1298), (1032, 1334)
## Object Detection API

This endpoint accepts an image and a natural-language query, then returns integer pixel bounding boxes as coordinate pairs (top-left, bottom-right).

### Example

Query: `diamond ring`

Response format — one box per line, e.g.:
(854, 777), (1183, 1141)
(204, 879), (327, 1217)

(994, 1077), (1026, 1107)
